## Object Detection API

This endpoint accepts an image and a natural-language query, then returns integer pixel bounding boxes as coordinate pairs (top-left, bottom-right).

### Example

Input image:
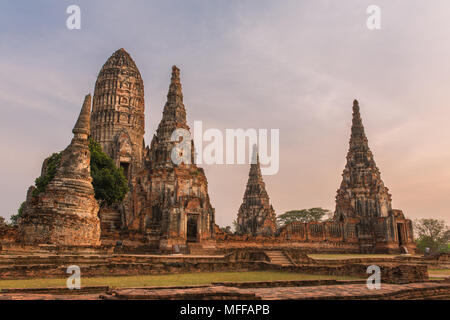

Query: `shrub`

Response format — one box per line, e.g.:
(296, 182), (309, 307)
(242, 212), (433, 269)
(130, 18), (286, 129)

(89, 139), (129, 206)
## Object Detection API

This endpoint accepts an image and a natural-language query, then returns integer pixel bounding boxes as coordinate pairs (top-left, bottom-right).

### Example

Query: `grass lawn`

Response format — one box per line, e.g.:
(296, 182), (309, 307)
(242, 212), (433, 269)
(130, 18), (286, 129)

(308, 254), (401, 260)
(428, 269), (450, 276)
(0, 271), (361, 289)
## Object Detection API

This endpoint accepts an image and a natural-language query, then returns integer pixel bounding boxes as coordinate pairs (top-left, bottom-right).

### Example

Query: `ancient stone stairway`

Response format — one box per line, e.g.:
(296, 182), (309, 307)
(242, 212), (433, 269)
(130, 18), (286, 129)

(100, 209), (122, 233)
(265, 251), (294, 266)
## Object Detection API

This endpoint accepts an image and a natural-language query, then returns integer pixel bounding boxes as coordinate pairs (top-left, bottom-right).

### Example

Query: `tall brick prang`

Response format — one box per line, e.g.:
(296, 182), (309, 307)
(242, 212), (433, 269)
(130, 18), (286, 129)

(334, 99), (392, 220)
(91, 48), (146, 232)
(332, 100), (415, 253)
(91, 48), (145, 180)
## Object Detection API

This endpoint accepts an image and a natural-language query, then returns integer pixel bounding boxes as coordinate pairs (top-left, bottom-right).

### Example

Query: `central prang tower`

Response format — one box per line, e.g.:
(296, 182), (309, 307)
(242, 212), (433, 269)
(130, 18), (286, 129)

(90, 48), (145, 180)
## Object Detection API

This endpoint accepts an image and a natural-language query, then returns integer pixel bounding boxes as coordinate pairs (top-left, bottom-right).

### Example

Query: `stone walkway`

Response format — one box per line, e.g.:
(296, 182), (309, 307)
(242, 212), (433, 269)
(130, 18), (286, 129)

(240, 282), (450, 300)
(0, 282), (448, 300)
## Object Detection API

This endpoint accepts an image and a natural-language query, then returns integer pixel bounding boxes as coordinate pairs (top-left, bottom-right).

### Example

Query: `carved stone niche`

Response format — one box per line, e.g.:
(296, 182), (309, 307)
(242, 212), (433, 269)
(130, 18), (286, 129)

(114, 131), (133, 179)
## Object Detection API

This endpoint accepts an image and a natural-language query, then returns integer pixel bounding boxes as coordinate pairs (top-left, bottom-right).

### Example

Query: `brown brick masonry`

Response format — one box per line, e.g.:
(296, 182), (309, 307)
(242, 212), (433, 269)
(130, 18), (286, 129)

(0, 259), (428, 285)
(0, 281), (447, 300)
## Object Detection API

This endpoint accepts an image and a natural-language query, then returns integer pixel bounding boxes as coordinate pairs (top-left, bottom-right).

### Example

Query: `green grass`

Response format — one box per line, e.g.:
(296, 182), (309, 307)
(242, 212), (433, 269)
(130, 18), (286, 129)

(428, 269), (450, 276)
(0, 272), (361, 289)
(308, 254), (401, 260)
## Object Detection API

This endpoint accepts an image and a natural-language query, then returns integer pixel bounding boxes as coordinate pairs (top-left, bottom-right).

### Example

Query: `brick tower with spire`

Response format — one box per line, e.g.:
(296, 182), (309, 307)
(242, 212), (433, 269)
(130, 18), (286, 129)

(90, 48), (146, 233)
(333, 100), (416, 253)
(131, 66), (215, 251)
(236, 145), (277, 236)
(334, 99), (392, 220)
(91, 48), (145, 180)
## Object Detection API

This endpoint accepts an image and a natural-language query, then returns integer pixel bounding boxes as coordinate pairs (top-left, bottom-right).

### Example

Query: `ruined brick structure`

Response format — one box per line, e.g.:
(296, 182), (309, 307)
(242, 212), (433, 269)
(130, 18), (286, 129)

(18, 95), (101, 246)
(90, 49), (145, 230)
(13, 48), (416, 255)
(89, 50), (215, 251)
(223, 100), (416, 254)
(91, 48), (145, 175)
(130, 66), (216, 251)
(236, 146), (276, 236)
(276, 100), (416, 253)
(332, 100), (415, 253)
(334, 100), (392, 220)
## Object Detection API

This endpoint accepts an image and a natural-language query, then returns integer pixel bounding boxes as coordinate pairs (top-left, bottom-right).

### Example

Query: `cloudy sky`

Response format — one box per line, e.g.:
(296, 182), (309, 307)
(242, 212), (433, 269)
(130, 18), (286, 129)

(1, 0), (449, 227)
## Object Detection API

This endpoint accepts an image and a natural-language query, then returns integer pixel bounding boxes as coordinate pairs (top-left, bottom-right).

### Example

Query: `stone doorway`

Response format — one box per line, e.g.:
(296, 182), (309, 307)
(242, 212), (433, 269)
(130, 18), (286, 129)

(397, 223), (405, 245)
(120, 162), (130, 180)
(187, 215), (198, 243)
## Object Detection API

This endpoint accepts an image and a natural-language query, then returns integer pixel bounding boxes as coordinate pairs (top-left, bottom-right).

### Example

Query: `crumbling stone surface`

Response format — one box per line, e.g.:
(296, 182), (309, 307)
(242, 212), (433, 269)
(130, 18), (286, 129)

(18, 95), (101, 246)
(129, 66), (215, 250)
(91, 48), (145, 175)
(91, 48), (146, 232)
(10, 50), (418, 255)
(331, 100), (416, 253)
(78, 50), (216, 250)
(334, 100), (392, 220)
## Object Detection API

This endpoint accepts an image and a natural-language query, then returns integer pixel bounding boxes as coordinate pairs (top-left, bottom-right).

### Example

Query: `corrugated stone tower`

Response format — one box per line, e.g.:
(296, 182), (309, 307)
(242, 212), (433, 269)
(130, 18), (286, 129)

(236, 146), (277, 236)
(334, 100), (392, 220)
(19, 95), (101, 246)
(91, 48), (145, 180)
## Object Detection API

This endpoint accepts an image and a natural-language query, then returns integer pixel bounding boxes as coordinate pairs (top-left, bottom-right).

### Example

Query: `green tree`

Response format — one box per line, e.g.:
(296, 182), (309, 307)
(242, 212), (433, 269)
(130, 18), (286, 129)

(11, 152), (63, 225)
(414, 218), (449, 254)
(277, 207), (331, 227)
(232, 219), (238, 232)
(220, 226), (232, 234)
(10, 202), (26, 226)
(32, 152), (62, 197)
(13, 140), (129, 223)
(89, 139), (129, 206)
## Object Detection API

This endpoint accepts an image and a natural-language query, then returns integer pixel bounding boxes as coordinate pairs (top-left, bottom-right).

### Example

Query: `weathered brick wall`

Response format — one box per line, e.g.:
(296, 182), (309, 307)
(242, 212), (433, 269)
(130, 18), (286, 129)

(0, 254), (428, 284)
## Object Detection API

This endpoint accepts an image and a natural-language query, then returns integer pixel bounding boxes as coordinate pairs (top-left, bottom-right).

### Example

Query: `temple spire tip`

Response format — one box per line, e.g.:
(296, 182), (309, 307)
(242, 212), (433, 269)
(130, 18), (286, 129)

(72, 94), (91, 137)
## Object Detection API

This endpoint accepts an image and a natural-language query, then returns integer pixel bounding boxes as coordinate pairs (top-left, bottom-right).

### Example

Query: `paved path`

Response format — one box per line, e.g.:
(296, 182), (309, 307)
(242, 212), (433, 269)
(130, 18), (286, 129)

(240, 282), (450, 299)
(0, 282), (448, 300)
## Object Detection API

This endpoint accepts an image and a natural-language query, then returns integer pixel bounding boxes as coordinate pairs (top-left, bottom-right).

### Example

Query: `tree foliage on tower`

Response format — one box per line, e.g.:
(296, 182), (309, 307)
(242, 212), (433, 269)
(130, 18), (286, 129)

(277, 208), (331, 227)
(89, 139), (129, 206)
(32, 152), (62, 197)
(12, 139), (129, 223)
(9, 202), (26, 226)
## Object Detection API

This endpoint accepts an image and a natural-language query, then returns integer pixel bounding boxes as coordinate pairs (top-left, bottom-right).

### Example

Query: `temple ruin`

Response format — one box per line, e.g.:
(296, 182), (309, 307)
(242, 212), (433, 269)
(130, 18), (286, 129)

(18, 95), (101, 246)
(13, 49), (416, 254)
(131, 65), (216, 252)
(236, 146), (277, 236)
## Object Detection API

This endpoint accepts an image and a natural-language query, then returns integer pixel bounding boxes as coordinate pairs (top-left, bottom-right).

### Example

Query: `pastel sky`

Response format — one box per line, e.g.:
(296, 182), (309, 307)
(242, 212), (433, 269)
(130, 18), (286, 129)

(1, 0), (449, 227)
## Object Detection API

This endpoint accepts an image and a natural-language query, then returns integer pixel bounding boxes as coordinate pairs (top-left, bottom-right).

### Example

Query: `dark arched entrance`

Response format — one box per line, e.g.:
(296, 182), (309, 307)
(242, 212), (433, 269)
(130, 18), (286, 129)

(187, 215), (198, 243)
(397, 223), (405, 245)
